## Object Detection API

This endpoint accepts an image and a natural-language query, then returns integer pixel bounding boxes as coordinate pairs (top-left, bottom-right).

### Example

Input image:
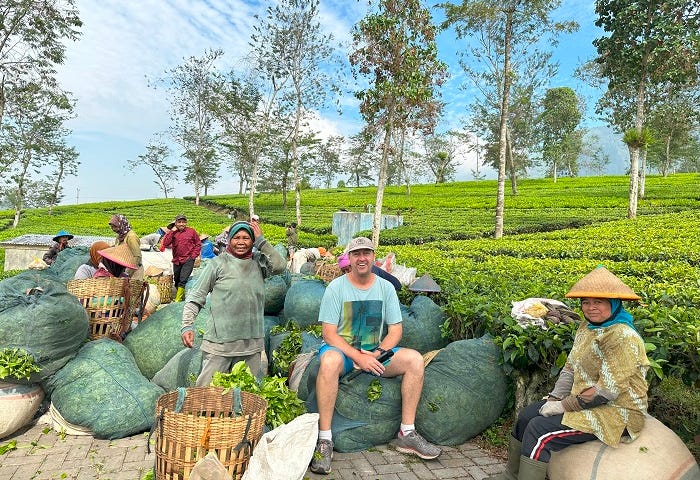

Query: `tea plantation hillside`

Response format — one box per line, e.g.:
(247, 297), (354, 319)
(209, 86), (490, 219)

(0, 174), (698, 454)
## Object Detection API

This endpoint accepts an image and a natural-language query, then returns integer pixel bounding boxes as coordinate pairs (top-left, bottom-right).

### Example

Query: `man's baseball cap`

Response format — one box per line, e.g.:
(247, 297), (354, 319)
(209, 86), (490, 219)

(174, 214), (187, 221)
(345, 237), (374, 254)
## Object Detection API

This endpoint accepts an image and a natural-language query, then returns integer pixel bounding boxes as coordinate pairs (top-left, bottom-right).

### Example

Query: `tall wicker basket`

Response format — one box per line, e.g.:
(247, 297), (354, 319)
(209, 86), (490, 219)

(152, 387), (267, 480)
(67, 277), (130, 340)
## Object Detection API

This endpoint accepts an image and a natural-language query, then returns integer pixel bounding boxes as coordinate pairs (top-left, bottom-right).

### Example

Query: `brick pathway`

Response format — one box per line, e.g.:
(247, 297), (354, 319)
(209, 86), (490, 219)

(0, 421), (506, 480)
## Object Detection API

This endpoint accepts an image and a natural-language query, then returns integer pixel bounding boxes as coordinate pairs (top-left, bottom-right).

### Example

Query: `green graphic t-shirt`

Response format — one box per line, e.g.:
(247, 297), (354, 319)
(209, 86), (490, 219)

(318, 275), (402, 350)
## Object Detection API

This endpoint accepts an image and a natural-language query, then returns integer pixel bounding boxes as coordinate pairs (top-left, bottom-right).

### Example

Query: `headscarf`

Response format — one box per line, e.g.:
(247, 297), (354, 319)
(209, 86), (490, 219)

(110, 214), (131, 242)
(89, 241), (110, 268)
(585, 298), (636, 331)
(338, 253), (350, 270)
(226, 222), (255, 259)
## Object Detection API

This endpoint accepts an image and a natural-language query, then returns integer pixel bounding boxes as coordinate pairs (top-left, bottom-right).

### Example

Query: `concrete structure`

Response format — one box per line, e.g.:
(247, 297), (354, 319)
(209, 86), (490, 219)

(332, 211), (403, 247)
(0, 235), (113, 271)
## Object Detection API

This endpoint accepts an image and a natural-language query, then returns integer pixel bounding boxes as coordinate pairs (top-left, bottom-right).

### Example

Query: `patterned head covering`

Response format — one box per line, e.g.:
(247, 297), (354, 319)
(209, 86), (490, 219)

(109, 214), (132, 242)
(89, 241), (110, 268)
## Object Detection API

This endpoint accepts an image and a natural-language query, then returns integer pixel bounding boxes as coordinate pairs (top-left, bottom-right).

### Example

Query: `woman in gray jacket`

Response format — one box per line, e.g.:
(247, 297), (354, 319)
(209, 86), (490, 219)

(180, 220), (286, 385)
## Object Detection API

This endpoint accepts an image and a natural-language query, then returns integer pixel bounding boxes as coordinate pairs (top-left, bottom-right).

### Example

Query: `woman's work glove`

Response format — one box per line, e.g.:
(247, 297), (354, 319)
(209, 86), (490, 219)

(539, 400), (565, 417)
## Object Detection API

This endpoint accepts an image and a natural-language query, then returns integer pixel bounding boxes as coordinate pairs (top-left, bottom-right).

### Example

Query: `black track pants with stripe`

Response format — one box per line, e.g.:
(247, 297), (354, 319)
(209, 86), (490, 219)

(514, 400), (598, 463)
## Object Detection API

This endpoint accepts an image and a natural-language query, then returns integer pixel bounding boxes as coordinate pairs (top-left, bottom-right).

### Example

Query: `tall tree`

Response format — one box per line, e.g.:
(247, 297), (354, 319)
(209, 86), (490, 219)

(312, 135), (344, 189)
(539, 87), (583, 181)
(0, 0), (81, 128)
(442, 0), (575, 238)
(1, 81), (75, 226)
(129, 134), (179, 198)
(154, 49), (222, 205)
(422, 131), (461, 183)
(252, 0), (341, 225)
(345, 129), (378, 187)
(593, 0), (700, 218)
(646, 85), (700, 177)
(351, 0), (447, 247)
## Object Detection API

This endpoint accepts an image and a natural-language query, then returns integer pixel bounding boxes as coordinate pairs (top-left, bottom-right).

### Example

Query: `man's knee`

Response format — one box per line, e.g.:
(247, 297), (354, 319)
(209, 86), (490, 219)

(400, 348), (425, 373)
(318, 348), (345, 376)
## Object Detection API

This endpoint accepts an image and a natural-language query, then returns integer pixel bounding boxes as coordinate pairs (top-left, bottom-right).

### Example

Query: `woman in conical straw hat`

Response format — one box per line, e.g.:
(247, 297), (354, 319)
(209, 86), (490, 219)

(93, 243), (138, 279)
(487, 266), (650, 480)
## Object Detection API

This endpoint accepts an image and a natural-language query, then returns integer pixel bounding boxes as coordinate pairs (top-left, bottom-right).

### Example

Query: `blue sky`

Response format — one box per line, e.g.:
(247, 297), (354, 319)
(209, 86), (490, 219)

(56, 0), (611, 205)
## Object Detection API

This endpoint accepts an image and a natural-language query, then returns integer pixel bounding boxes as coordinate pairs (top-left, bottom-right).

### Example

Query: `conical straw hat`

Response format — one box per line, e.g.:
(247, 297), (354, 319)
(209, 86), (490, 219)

(99, 243), (137, 270)
(565, 265), (640, 300)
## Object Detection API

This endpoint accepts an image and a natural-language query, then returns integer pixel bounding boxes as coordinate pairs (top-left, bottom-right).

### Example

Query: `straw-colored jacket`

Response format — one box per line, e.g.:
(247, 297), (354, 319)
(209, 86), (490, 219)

(562, 322), (650, 446)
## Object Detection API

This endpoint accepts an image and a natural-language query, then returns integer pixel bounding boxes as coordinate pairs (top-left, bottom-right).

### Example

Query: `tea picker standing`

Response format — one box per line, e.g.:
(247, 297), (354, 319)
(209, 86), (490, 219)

(160, 214), (201, 302)
(181, 220), (286, 386)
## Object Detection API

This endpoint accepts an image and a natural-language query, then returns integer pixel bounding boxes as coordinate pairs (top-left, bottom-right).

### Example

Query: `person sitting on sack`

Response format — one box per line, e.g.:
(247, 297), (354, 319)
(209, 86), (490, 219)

(487, 265), (649, 480)
(310, 237), (441, 475)
(43, 230), (73, 266)
(160, 214), (201, 302)
(199, 233), (217, 259)
(337, 252), (402, 291)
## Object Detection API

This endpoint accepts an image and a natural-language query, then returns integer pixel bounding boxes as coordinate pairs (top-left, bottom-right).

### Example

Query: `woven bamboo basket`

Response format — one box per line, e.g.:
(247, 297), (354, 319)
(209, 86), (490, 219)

(67, 278), (129, 340)
(315, 261), (342, 283)
(152, 387), (267, 480)
(155, 275), (173, 304)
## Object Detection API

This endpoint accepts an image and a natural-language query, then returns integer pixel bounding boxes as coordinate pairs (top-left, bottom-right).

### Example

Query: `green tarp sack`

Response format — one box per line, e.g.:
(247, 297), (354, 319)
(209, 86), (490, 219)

(298, 353), (403, 453)
(44, 339), (165, 439)
(282, 278), (326, 329)
(50, 246), (89, 283)
(122, 302), (206, 379)
(264, 272), (290, 315)
(399, 295), (449, 353)
(151, 346), (203, 391)
(415, 335), (507, 445)
(0, 271), (88, 384)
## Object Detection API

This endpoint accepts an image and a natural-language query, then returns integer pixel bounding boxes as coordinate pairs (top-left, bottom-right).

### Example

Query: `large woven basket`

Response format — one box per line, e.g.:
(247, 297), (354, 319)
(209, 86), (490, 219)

(315, 261), (342, 283)
(148, 274), (173, 304)
(152, 387), (267, 480)
(67, 277), (129, 340)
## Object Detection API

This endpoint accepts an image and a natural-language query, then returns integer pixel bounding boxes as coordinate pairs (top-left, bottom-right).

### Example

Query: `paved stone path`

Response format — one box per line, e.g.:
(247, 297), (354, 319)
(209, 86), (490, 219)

(1, 421), (506, 480)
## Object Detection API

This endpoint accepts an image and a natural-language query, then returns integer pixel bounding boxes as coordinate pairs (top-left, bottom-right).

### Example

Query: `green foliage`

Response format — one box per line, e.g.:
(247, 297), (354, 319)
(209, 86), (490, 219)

(367, 379), (382, 402)
(648, 376), (700, 459)
(269, 321), (322, 376)
(0, 348), (41, 380)
(212, 361), (306, 429)
(0, 440), (17, 455)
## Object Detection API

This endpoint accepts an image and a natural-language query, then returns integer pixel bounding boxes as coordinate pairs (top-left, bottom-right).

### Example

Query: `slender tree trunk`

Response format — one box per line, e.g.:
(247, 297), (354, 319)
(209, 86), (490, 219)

(506, 128), (517, 195)
(372, 101), (395, 248)
(495, 9), (514, 239)
(628, 78), (646, 219)
(293, 95), (302, 226)
(662, 136), (671, 177)
(639, 147), (647, 198)
(553, 159), (558, 183)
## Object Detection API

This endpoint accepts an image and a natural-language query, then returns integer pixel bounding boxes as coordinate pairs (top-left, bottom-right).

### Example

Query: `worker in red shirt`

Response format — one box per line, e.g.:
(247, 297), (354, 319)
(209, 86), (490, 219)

(160, 214), (201, 301)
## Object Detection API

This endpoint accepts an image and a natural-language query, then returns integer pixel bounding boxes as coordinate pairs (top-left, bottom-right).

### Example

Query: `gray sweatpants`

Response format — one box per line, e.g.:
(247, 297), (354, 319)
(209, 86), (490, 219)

(196, 351), (264, 387)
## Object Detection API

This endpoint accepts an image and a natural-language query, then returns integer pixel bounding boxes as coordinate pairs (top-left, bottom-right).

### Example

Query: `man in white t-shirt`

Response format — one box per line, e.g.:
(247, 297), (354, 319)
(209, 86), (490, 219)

(309, 237), (441, 475)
